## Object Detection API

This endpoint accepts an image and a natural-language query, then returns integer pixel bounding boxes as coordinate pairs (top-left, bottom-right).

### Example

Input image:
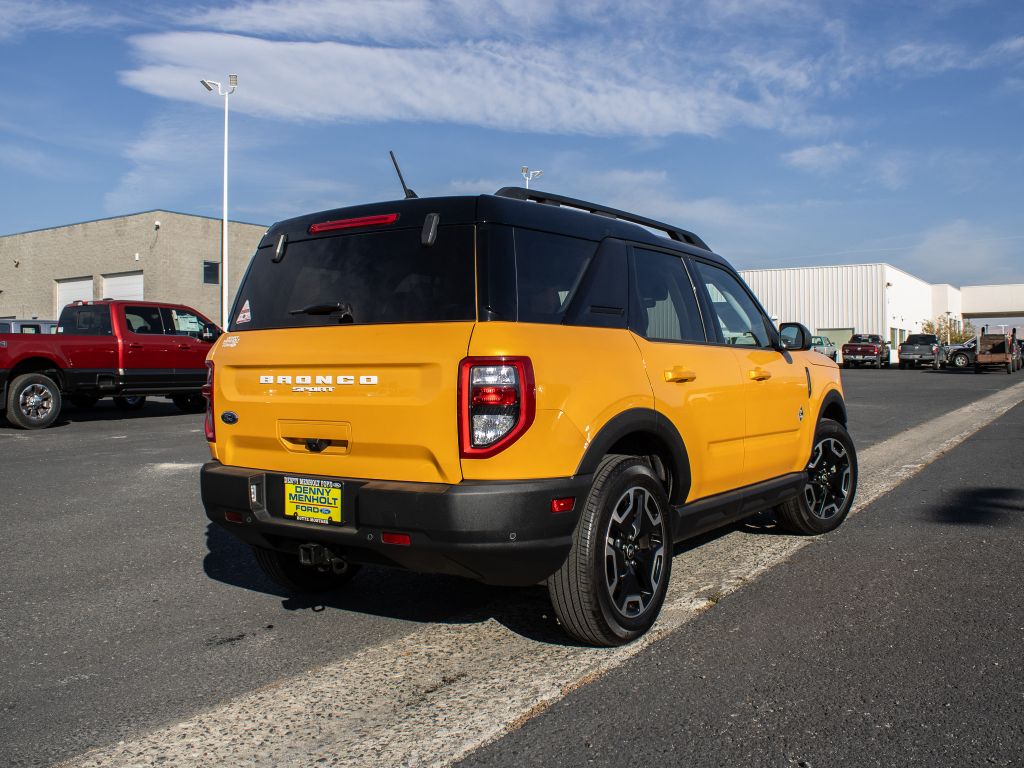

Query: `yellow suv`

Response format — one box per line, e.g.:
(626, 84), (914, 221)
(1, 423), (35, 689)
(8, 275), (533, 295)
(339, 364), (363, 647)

(200, 187), (857, 646)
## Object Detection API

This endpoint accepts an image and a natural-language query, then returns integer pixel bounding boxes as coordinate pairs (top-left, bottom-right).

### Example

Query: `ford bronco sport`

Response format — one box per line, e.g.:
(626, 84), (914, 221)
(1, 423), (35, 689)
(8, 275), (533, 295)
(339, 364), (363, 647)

(200, 187), (857, 646)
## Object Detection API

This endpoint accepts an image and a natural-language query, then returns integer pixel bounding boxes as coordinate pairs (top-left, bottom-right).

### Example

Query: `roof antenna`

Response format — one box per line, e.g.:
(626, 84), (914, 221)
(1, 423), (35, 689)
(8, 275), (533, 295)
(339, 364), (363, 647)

(389, 150), (418, 199)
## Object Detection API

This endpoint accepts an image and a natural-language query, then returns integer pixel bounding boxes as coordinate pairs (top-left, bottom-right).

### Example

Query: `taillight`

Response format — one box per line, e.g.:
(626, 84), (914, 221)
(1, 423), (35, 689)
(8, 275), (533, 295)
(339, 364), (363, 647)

(202, 361), (215, 442)
(458, 357), (535, 458)
(308, 213), (399, 234)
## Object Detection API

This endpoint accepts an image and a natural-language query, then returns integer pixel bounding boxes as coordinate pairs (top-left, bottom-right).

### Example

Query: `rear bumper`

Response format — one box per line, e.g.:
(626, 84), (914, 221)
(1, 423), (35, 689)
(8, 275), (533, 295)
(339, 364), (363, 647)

(200, 461), (591, 586)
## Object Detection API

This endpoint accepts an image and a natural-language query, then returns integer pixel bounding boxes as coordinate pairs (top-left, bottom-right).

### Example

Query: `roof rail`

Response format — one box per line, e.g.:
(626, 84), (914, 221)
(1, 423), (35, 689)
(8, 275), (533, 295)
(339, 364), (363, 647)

(494, 187), (710, 251)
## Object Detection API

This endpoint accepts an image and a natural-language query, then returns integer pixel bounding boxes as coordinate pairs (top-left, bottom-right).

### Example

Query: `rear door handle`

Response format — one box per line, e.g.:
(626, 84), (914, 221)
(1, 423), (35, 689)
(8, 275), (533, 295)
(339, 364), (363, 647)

(748, 368), (772, 381)
(127, 342), (143, 350)
(664, 367), (697, 383)
(177, 344), (192, 350)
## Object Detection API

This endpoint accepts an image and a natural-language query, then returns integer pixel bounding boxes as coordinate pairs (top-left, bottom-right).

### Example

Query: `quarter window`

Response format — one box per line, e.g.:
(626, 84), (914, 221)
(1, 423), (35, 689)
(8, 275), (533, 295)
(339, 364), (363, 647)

(630, 249), (705, 343)
(513, 229), (597, 324)
(693, 261), (770, 347)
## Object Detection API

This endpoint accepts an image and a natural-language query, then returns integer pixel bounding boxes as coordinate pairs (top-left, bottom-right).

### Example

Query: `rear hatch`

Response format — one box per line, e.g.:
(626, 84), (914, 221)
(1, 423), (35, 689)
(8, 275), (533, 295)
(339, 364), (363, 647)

(209, 218), (477, 484)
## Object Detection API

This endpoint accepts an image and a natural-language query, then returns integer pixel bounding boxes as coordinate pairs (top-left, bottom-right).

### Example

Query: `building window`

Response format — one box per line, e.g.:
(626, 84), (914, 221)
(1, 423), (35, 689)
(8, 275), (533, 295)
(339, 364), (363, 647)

(203, 261), (220, 285)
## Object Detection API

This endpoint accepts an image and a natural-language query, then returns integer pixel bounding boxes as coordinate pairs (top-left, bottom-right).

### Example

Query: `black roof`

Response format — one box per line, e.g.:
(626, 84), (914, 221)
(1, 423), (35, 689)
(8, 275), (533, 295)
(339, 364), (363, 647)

(259, 190), (726, 267)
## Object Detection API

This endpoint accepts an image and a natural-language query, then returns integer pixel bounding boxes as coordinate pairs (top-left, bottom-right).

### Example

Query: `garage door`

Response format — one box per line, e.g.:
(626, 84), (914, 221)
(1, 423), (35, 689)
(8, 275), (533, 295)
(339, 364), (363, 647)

(819, 327), (854, 361)
(102, 271), (144, 301)
(55, 277), (93, 315)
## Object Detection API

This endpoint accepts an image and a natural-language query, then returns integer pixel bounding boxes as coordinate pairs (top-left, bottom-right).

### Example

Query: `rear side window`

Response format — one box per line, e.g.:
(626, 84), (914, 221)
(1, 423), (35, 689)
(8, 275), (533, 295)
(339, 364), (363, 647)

(57, 306), (112, 336)
(231, 225), (475, 331)
(125, 306), (165, 335)
(629, 248), (705, 343)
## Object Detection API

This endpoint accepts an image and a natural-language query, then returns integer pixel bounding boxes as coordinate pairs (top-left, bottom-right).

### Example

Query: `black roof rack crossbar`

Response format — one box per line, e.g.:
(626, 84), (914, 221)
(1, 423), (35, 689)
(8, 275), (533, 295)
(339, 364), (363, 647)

(494, 186), (710, 251)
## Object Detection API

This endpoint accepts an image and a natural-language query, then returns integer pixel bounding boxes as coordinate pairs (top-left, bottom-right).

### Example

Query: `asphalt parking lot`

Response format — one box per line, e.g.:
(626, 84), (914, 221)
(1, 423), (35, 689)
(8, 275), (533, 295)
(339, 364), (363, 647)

(1, 367), (1022, 767)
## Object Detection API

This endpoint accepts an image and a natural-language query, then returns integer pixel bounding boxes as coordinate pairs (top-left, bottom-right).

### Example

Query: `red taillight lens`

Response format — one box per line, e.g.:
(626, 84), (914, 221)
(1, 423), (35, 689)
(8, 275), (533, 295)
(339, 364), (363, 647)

(308, 213), (399, 234)
(382, 532), (411, 546)
(458, 357), (535, 459)
(551, 497), (575, 513)
(202, 361), (215, 442)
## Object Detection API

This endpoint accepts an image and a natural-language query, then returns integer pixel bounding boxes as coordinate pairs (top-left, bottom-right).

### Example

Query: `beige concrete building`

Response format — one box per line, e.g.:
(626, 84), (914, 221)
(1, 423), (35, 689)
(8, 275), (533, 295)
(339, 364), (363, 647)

(0, 210), (267, 325)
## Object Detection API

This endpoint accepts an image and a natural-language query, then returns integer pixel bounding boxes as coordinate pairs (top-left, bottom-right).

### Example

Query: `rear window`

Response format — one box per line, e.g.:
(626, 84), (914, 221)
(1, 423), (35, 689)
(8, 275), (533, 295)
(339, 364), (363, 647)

(231, 226), (475, 331)
(57, 305), (112, 336)
(849, 335), (878, 343)
(905, 335), (937, 345)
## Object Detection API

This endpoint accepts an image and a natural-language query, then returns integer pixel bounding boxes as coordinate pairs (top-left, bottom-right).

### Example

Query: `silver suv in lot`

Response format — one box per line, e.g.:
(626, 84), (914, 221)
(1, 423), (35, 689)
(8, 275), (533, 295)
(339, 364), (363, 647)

(811, 335), (837, 361)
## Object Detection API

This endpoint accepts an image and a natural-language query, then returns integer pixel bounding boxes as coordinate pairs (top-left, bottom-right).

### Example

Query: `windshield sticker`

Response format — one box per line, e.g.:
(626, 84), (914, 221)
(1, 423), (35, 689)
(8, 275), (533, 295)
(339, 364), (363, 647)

(235, 300), (252, 324)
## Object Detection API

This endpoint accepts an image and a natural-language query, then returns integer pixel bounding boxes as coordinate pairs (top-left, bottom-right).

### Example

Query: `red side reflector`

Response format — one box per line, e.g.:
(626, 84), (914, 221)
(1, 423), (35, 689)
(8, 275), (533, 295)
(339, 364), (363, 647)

(551, 497), (575, 514)
(382, 532), (411, 546)
(308, 213), (399, 234)
(224, 510), (244, 523)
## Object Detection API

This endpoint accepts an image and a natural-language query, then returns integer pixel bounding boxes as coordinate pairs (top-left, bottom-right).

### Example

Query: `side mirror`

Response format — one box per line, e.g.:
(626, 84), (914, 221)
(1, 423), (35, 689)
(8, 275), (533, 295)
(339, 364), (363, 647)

(779, 322), (813, 351)
(201, 324), (222, 343)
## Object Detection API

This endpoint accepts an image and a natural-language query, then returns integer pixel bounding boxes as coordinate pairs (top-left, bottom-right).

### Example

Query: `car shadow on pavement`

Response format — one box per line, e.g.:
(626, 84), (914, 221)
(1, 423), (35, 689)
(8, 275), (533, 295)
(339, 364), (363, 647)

(202, 523), (585, 647)
(0, 399), (191, 430)
(929, 487), (1024, 526)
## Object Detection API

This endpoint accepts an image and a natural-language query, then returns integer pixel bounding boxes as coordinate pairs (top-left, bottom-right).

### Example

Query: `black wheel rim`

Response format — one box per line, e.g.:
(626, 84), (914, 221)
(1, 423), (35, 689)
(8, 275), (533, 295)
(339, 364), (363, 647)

(19, 383), (54, 421)
(803, 437), (852, 520)
(603, 486), (666, 618)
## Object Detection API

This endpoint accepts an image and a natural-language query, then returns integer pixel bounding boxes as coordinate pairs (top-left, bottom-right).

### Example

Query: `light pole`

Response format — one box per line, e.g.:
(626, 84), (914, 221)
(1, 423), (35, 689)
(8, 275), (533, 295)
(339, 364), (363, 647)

(944, 310), (952, 345)
(521, 165), (543, 189)
(201, 74), (237, 328)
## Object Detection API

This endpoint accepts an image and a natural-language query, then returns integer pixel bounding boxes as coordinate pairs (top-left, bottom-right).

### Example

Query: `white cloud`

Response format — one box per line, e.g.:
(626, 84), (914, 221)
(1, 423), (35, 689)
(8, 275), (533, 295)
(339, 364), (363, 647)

(0, 0), (121, 39)
(119, 31), (801, 138)
(0, 142), (64, 177)
(902, 220), (1024, 285)
(782, 142), (859, 174)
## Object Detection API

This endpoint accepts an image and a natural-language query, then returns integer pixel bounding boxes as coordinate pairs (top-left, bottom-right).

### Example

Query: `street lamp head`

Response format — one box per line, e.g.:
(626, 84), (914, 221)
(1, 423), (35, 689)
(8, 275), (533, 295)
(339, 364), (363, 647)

(532, 170), (543, 179)
(520, 166), (529, 175)
(200, 79), (214, 92)
(228, 74), (238, 87)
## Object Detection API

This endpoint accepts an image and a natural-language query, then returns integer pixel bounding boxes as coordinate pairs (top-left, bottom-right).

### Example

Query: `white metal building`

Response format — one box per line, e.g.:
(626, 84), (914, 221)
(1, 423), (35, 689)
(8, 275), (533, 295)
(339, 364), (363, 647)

(738, 263), (967, 361)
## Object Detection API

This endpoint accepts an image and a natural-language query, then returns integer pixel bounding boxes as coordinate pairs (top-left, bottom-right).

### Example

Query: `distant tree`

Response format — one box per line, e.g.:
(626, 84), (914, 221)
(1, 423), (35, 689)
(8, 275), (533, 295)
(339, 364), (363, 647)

(921, 317), (977, 345)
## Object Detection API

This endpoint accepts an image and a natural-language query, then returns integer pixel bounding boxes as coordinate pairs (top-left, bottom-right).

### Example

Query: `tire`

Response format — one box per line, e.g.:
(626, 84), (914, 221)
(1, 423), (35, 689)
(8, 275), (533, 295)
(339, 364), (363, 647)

(172, 394), (207, 413)
(113, 395), (147, 410)
(252, 546), (360, 593)
(5, 373), (62, 430)
(548, 456), (672, 647)
(775, 419), (858, 535)
(952, 353), (969, 370)
(70, 395), (100, 408)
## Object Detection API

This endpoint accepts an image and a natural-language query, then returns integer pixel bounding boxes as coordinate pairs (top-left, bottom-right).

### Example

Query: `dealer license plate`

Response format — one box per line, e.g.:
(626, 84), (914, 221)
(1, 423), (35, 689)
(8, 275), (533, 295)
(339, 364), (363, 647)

(283, 476), (343, 526)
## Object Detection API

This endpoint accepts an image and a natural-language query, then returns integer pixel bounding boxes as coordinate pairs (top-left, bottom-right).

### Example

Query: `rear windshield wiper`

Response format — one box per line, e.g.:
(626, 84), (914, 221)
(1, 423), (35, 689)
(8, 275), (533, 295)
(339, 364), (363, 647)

(288, 302), (354, 322)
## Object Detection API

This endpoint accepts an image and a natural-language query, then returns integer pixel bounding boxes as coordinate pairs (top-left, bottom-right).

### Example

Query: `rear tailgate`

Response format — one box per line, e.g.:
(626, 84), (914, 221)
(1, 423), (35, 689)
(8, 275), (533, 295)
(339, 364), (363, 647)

(209, 324), (473, 484)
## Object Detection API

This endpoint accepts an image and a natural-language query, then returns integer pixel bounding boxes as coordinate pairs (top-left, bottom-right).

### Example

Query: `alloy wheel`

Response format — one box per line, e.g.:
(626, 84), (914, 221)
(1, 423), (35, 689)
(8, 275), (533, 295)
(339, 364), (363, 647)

(603, 486), (666, 619)
(803, 437), (852, 520)
(19, 383), (54, 422)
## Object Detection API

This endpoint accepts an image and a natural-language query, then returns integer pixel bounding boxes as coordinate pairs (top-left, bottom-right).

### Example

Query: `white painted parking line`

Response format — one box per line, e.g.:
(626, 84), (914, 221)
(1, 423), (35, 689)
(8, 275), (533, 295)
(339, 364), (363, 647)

(60, 380), (1024, 768)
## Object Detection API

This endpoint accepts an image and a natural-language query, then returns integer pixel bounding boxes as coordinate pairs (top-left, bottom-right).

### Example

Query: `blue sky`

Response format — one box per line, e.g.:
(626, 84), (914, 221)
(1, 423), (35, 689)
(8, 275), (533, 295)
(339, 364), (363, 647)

(1, 0), (1023, 287)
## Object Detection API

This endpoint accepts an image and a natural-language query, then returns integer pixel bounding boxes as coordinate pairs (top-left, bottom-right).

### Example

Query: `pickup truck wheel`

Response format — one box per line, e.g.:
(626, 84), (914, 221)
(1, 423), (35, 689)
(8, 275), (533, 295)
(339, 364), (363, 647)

(548, 455), (672, 647)
(171, 394), (207, 413)
(775, 419), (857, 535)
(113, 395), (147, 411)
(6, 373), (62, 430)
(252, 546), (360, 593)
(952, 353), (969, 369)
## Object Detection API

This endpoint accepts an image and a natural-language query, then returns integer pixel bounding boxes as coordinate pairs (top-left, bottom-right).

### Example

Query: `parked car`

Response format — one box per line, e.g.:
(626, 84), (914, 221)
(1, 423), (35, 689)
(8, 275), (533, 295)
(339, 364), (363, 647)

(841, 334), (890, 368)
(810, 335), (838, 361)
(0, 300), (220, 429)
(940, 338), (977, 370)
(0, 319), (57, 334)
(200, 186), (857, 647)
(898, 333), (940, 369)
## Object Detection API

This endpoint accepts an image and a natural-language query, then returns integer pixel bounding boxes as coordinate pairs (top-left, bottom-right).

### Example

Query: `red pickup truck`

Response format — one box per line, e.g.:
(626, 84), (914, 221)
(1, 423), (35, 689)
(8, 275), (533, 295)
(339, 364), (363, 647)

(841, 333), (891, 369)
(0, 300), (221, 429)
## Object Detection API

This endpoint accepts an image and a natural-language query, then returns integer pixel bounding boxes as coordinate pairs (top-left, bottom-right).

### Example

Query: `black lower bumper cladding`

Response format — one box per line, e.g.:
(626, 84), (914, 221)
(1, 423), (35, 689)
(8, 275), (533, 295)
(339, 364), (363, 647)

(200, 461), (590, 586)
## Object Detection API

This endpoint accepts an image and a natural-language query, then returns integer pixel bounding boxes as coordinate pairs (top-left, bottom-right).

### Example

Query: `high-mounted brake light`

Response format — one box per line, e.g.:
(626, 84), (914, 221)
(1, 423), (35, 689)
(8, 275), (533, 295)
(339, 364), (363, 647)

(308, 213), (399, 234)
(202, 361), (215, 442)
(458, 357), (535, 459)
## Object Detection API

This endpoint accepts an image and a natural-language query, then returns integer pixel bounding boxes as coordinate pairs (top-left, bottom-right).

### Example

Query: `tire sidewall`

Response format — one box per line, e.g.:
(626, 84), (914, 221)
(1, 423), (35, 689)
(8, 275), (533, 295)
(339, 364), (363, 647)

(7, 373), (62, 429)
(586, 459), (672, 642)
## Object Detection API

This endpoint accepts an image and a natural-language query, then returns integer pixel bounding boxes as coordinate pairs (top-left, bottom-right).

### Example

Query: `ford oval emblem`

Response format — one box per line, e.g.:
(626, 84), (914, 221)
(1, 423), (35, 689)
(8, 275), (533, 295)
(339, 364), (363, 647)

(221, 411), (239, 425)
